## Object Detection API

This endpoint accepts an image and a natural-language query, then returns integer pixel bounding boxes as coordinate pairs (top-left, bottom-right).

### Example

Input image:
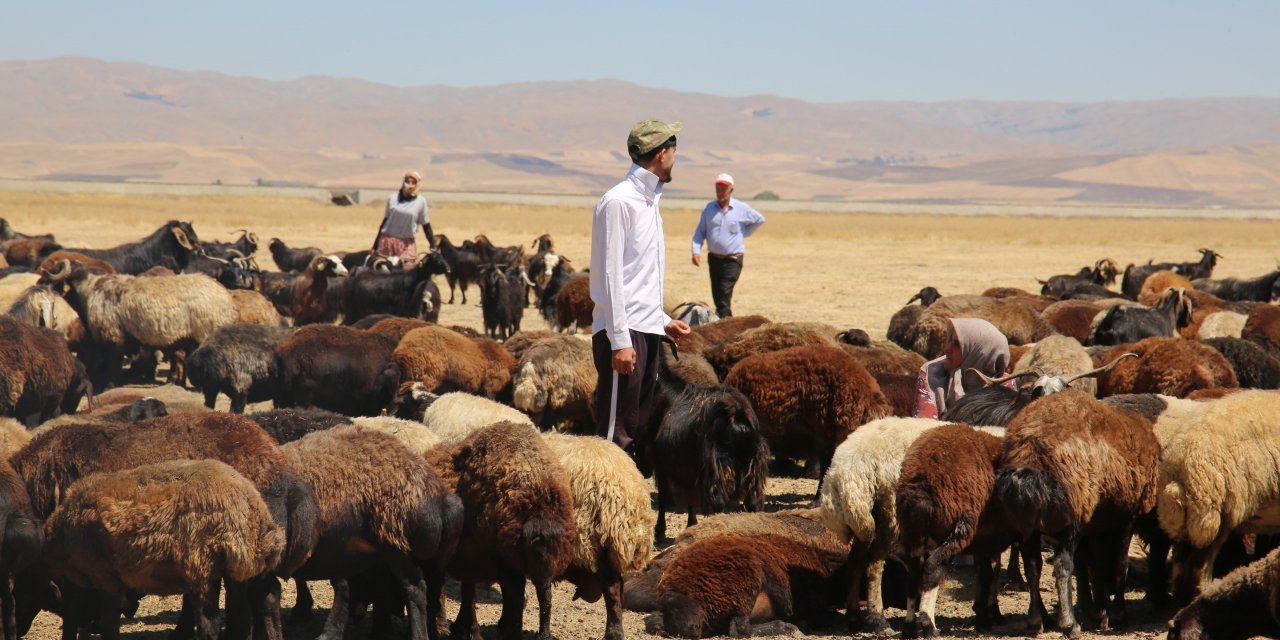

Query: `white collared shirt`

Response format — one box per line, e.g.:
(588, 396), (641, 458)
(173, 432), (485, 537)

(590, 164), (672, 349)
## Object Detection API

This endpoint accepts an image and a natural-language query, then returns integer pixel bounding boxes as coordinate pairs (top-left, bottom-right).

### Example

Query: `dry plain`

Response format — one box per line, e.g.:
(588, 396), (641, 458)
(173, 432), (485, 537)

(5, 190), (1278, 640)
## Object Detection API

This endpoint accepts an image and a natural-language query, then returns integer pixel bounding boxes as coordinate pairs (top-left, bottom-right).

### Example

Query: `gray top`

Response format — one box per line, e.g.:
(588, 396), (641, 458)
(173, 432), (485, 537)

(381, 193), (429, 238)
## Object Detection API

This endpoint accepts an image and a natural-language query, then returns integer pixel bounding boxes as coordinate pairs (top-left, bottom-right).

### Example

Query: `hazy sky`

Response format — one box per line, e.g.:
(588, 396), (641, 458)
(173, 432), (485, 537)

(4, 1), (1277, 103)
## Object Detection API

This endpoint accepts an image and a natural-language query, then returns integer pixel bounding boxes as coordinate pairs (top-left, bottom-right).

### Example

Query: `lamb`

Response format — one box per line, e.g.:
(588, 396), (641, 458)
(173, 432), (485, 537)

(818, 417), (945, 632)
(542, 433), (654, 640)
(704, 321), (834, 379)
(40, 459), (284, 640)
(267, 237), (323, 273)
(996, 389), (1160, 636)
(1200, 337), (1280, 389)
(187, 323), (295, 413)
(1155, 390), (1280, 604)
(0, 316), (81, 426)
(423, 421), (576, 640)
(394, 325), (514, 399)
(42, 262), (238, 389)
(282, 425), (464, 640)
(896, 424), (1014, 637)
(512, 333), (596, 433)
(554, 275), (593, 333)
(725, 344), (892, 486)
(643, 346), (768, 541)
(290, 255), (348, 325)
(273, 324), (400, 416)
(1167, 546), (1280, 640)
(1096, 337), (1238, 398)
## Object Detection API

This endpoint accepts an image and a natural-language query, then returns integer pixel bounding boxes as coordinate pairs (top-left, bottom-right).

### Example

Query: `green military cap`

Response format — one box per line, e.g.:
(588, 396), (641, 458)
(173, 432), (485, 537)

(627, 119), (683, 155)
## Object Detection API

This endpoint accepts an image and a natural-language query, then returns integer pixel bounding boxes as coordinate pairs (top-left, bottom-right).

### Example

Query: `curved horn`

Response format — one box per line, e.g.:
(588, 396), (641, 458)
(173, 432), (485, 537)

(247, 232), (259, 245)
(970, 369), (1039, 386)
(44, 259), (73, 281)
(1060, 352), (1139, 386)
(225, 248), (245, 259)
(231, 229), (247, 236)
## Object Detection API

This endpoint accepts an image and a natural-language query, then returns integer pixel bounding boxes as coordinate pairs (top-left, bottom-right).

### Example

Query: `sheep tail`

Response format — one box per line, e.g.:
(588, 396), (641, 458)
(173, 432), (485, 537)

(994, 467), (1064, 536)
(522, 517), (572, 582)
(1157, 479), (1220, 549)
(278, 471), (319, 578)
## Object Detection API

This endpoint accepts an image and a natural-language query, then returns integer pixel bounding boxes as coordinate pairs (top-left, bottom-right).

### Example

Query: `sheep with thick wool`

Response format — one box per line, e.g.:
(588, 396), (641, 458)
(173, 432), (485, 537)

(1196, 310), (1247, 339)
(394, 325), (514, 399)
(1097, 337), (1238, 397)
(513, 334), (596, 433)
(5, 283), (86, 346)
(228, 289), (283, 326)
(0, 459), (42, 640)
(818, 417), (945, 632)
(0, 316), (81, 426)
(1156, 390), (1280, 605)
(996, 389), (1159, 636)
(365, 316), (431, 341)
(1167, 546), (1280, 640)
(704, 322), (834, 379)
(1040, 300), (1111, 343)
(1013, 334), (1099, 396)
(896, 424), (1014, 638)
(351, 415), (442, 455)
(187, 323), (294, 413)
(907, 295), (1056, 358)
(400, 389), (534, 444)
(542, 433), (654, 640)
(726, 344), (892, 485)
(41, 459), (284, 640)
(423, 421), (576, 640)
(282, 425), (463, 640)
(841, 340), (926, 379)
(1200, 337), (1280, 389)
(1242, 304), (1280, 351)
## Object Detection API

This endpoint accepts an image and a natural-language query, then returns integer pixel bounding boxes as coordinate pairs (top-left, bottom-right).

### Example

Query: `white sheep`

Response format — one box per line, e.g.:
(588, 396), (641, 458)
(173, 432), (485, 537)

(818, 416), (946, 632)
(1196, 310), (1248, 339)
(420, 391), (534, 445)
(350, 415), (442, 455)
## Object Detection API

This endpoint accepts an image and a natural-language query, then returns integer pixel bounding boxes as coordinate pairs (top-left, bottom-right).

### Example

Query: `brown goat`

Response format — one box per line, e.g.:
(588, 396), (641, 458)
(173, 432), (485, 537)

(725, 344), (892, 486)
(290, 255), (347, 325)
(896, 425), (1013, 637)
(996, 390), (1159, 636)
(423, 421), (575, 640)
(1097, 337), (1238, 398)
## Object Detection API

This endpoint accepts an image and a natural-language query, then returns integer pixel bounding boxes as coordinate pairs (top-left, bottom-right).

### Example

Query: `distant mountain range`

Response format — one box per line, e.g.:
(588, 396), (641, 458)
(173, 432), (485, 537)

(1, 57), (1278, 206)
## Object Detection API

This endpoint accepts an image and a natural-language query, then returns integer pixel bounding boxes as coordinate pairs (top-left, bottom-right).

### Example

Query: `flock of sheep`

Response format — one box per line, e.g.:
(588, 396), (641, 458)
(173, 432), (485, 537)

(2, 216), (1280, 640)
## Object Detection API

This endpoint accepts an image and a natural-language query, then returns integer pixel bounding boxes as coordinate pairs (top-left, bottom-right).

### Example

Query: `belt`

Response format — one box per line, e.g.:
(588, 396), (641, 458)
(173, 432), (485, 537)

(709, 252), (743, 259)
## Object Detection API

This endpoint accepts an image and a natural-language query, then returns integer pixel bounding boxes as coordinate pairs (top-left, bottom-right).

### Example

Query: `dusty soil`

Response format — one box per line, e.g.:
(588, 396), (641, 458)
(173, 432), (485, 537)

(4, 191), (1255, 639)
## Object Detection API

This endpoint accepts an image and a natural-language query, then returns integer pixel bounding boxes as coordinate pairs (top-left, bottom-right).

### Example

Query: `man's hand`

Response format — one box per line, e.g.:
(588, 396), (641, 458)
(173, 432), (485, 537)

(612, 347), (637, 375)
(665, 319), (691, 341)
(691, 253), (701, 267)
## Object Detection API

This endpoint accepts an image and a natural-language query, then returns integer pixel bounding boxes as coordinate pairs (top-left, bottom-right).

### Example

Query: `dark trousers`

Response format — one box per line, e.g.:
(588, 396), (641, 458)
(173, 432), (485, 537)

(592, 330), (662, 449)
(708, 253), (744, 318)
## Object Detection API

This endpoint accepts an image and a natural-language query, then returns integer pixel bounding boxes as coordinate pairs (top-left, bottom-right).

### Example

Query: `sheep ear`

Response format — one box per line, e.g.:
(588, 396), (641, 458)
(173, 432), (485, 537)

(171, 227), (195, 250)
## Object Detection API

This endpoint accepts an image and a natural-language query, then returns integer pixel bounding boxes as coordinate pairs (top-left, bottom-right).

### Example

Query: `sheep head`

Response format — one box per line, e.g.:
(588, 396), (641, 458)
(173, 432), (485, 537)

(972, 352), (1138, 398)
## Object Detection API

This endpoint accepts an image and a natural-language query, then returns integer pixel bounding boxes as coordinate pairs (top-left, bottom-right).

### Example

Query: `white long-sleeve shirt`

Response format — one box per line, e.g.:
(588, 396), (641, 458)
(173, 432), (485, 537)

(590, 165), (672, 349)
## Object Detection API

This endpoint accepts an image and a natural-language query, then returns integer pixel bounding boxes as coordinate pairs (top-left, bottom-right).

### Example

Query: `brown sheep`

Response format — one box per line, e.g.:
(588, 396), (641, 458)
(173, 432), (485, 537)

(36, 251), (117, 275)
(1242, 304), (1280, 352)
(704, 322), (835, 379)
(996, 390), (1159, 636)
(554, 275), (593, 333)
(725, 344), (892, 486)
(228, 289), (282, 326)
(0, 316), (80, 426)
(1137, 270), (1196, 306)
(42, 459), (284, 640)
(908, 295), (1056, 358)
(888, 288), (941, 350)
(896, 424), (1014, 637)
(1097, 337), (1238, 398)
(512, 334), (596, 433)
(2, 239), (59, 267)
(981, 287), (1057, 312)
(1041, 299), (1110, 343)
(688, 314), (771, 347)
(0, 460), (42, 640)
(1167, 545), (1280, 640)
(874, 372), (918, 417)
(394, 326), (512, 399)
(502, 330), (560, 362)
(283, 425), (463, 640)
(841, 340), (926, 378)
(366, 316), (432, 342)
(274, 324), (401, 416)
(423, 421), (576, 640)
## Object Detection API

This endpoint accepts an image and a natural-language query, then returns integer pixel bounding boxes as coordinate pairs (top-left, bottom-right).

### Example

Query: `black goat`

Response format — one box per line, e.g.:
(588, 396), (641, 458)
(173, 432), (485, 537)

(1193, 270), (1280, 302)
(1087, 288), (1193, 346)
(538, 256), (577, 325)
(341, 251), (449, 324)
(531, 233), (554, 254)
(479, 263), (526, 340)
(472, 234), (525, 265)
(76, 220), (201, 275)
(1058, 282), (1129, 301)
(639, 342), (769, 541)
(0, 218), (55, 242)
(268, 238), (323, 273)
(183, 255), (261, 290)
(1039, 258), (1120, 298)
(200, 230), (258, 260)
(436, 234), (483, 304)
(1121, 248), (1221, 299)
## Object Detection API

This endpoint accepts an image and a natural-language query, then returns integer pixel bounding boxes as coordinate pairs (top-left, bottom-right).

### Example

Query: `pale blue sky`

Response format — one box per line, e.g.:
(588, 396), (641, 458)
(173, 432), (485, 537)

(3, 1), (1276, 102)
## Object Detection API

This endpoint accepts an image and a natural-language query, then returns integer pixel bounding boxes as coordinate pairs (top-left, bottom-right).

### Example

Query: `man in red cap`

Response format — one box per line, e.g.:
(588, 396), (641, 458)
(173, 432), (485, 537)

(590, 119), (691, 451)
(691, 173), (766, 317)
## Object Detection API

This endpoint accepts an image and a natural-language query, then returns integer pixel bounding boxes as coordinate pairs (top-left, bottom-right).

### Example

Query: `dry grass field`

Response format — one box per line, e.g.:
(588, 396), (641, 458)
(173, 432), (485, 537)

(5, 190), (1276, 640)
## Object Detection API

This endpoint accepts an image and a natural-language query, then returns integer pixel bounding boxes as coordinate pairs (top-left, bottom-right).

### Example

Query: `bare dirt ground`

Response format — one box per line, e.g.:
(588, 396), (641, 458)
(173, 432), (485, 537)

(6, 190), (1268, 639)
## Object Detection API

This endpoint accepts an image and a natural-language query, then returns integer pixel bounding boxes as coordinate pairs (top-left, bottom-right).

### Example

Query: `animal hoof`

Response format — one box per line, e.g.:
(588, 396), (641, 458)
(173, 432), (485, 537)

(849, 613), (892, 635)
(1065, 623), (1082, 639)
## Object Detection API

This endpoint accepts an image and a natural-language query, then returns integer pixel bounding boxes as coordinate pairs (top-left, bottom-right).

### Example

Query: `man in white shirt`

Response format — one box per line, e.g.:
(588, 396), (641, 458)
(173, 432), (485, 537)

(590, 119), (692, 450)
(691, 173), (765, 317)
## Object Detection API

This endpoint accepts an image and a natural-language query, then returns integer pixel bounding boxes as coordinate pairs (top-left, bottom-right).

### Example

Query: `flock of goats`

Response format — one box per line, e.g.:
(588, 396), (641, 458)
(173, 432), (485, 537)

(1, 217), (1280, 640)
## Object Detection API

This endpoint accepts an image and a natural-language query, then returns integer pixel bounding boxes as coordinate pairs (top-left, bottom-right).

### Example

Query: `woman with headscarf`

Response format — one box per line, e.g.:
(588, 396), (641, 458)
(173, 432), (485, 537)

(370, 170), (434, 270)
(912, 318), (1013, 419)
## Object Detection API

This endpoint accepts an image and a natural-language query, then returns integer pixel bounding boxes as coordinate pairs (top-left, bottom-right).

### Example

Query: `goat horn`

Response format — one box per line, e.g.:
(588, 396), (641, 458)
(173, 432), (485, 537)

(971, 369), (1039, 386)
(44, 259), (73, 280)
(1061, 352), (1139, 386)
(225, 248), (245, 259)
(231, 229), (247, 235)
